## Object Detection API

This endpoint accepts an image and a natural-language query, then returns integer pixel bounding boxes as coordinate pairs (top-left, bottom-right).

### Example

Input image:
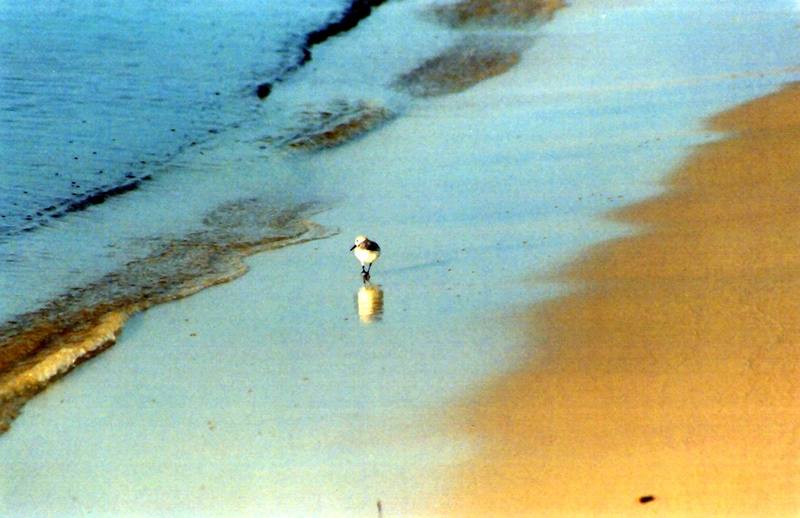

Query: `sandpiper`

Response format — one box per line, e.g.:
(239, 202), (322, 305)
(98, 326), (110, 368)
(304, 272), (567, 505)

(350, 235), (380, 280)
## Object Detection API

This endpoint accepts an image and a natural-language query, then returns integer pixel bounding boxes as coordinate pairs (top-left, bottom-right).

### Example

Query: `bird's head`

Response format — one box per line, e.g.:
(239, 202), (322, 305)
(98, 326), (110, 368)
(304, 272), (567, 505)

(350, 235), (367, 251)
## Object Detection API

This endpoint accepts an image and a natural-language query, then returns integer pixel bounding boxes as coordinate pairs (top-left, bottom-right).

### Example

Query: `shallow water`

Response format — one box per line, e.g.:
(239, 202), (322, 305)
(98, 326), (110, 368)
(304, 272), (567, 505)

(0, 0), (351, 317)
(0, 0), (435, 429)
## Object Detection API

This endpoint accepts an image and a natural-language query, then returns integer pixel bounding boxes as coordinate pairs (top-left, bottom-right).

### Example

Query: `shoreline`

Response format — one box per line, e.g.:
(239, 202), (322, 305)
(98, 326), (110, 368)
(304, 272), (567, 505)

(0, 206), (331, 433)
(442, 83), (800, 516)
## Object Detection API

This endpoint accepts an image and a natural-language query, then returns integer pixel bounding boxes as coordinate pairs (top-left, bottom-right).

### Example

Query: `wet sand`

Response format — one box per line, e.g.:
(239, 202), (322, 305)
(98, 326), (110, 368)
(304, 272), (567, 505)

(393, 37), (525, 97)
(396, 0), (562, 98)
(443, 84), (800, 516)
(432, 0), (564, 27)
(266, 100), (394, 151)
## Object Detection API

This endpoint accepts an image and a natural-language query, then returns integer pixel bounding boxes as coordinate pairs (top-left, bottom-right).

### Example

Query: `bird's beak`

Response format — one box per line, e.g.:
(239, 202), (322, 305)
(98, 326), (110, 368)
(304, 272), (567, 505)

(349, 245), (356, 251)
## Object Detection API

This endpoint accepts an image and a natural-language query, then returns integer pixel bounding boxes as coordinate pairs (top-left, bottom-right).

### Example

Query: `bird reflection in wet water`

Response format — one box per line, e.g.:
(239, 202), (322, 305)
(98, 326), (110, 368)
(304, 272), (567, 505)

(356, 283), (384, 324)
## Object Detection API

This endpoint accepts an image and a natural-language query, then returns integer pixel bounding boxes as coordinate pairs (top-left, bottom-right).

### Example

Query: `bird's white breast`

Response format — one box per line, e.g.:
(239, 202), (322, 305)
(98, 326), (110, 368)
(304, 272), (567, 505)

(354, 247), (380, 265)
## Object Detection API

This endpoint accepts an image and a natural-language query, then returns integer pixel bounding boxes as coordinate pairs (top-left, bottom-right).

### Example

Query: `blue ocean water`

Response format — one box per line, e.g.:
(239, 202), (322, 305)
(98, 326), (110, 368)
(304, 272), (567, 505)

(0, 0), (353, 226)
(0, 0), (361, 320)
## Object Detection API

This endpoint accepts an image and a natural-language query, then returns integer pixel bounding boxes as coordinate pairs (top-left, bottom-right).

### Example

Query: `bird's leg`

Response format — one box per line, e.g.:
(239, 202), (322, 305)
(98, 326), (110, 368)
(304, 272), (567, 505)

(362, 270), (370, 283)
(366, 263), (372, 274)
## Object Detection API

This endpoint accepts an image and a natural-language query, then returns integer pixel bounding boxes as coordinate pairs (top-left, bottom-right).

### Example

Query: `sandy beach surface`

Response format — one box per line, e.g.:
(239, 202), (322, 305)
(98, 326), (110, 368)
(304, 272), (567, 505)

(441, 81), (800, 518)
(2, 1), (800, 516)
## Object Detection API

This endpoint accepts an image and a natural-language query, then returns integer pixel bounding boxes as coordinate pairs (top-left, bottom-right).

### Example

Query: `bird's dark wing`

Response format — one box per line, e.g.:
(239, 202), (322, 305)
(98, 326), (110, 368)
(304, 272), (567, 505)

(365, 240), (380, 252)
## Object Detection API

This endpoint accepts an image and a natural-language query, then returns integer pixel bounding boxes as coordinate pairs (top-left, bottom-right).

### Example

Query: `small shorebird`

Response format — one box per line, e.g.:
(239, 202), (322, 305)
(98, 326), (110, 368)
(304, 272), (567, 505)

(350, 235), (380, 280)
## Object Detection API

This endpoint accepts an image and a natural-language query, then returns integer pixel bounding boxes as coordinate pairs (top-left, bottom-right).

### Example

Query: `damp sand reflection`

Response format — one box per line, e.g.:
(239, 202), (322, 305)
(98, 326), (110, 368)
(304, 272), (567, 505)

(356, 284), (384, 324)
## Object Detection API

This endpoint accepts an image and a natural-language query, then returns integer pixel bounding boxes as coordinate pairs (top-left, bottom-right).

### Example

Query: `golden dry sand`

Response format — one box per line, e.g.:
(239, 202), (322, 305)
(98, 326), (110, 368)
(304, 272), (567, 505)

(440, 85), (800, 516)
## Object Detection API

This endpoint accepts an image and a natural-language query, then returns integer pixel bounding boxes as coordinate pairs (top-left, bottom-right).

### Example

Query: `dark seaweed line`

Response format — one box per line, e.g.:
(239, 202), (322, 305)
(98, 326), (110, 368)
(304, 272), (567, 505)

(0, 174), (153, 245)
(1, 115), (247, 243)
(255, 0), (389, 99)
(61, 175), (152, 213)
